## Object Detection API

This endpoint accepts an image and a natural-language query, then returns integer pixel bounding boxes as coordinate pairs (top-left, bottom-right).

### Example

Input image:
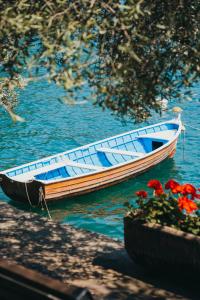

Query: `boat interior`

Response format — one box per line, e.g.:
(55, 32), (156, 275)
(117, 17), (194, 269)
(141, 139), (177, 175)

(5, 123), (179, 182)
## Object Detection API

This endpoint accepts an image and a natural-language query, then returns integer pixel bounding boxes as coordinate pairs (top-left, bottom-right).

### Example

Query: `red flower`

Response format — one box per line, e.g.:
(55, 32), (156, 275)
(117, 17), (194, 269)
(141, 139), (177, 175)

(135, 190), (148, 198)
(172, 184), (183, 194)
(148, 179), (164, 196)
(178, 196), (198, 214)
(148, 179), (162, 190)
(165, 179), (179, 190)
(194, 193), (200, 199)
(155, 188), (164, 196)
(181, 184), (196, 196)
(190, 192), (200, 200)
(165, 179), (185, 194)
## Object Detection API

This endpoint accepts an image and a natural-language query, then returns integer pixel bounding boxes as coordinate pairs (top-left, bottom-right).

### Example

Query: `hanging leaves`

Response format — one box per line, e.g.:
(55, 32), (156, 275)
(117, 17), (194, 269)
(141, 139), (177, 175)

(0, 0), (199, 122)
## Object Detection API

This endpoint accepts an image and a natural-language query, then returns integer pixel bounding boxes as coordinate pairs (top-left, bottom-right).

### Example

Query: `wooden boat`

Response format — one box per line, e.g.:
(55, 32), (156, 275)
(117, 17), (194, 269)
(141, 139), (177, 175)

(0, 117), (182, 205)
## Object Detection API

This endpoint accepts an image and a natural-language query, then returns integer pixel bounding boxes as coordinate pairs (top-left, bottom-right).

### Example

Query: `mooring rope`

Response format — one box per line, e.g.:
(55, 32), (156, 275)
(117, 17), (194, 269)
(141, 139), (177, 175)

(180, 121), (200, 160)
(24, 182), (34, 207)
(39, 187), (52, 220)
(184, 123), (200, 132)
(181, 126), (186, 160)
(38, 188), (44, 211)
(25, 182), (52, 220)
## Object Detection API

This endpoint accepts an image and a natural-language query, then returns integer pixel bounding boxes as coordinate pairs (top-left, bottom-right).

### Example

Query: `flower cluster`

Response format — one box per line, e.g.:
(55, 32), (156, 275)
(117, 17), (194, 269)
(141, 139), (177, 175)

(125, 179), (200, 236)
(147, 179), (199, 214)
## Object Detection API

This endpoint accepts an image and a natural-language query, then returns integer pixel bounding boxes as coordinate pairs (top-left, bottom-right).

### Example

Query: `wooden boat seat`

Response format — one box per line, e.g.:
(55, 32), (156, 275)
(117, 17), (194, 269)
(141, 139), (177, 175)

(13, 159), (105, 182)
(138, 130), (177, 141)
(97, 147), (145, 157)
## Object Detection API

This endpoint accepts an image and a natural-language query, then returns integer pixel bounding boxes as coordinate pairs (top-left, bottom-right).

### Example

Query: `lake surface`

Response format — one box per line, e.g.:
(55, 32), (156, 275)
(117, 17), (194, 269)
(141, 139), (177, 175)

(0, 80), (200, 240)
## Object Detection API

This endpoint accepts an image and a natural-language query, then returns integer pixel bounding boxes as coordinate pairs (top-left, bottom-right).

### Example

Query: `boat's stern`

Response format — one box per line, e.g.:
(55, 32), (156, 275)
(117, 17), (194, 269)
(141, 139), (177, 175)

(0, 173), (43, 205)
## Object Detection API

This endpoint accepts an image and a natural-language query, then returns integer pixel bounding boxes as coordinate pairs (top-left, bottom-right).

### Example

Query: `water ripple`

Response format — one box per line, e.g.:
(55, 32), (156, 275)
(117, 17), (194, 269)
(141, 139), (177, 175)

(0, 80), (200, 239)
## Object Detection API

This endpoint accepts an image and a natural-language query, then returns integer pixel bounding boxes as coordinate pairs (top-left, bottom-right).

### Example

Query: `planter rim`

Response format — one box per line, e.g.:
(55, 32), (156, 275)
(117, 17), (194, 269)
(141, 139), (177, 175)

(124, 215), (200, 242)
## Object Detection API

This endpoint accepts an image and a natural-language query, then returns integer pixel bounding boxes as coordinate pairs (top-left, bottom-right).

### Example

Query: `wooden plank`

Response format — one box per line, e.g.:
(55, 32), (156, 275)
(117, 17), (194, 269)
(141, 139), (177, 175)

(45, 151), (170, 198)
(45, 142), (176, 200)
(45, 148), (170, 201)
(138, 129), (177, 140)
(0, 260), (93, 300)
(45, 142), (173, 190)
(13, 160), (105, 182)
(96, 147), (145, 157)
(45, 141), (175, 193)
(45, 168), (153, 201)
(45, 152), (168, 196)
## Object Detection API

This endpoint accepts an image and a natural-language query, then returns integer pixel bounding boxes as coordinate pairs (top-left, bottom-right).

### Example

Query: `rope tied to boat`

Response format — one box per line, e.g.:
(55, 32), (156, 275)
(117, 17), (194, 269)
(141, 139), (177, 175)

(180, 121), (200, 161)
(184, 124), (200, 132)
(39, 187), (52, 220)
(38, 189), (44, 211)
(181, 123), (186, 161)
(25, 182), (34, 207)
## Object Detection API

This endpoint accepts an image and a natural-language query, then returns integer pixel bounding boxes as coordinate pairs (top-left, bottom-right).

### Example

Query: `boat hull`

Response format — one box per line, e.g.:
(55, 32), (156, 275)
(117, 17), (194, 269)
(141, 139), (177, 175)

(0, 174), (43, 205)
(44, 140), (177, 202)
(0, 138), (177, 204)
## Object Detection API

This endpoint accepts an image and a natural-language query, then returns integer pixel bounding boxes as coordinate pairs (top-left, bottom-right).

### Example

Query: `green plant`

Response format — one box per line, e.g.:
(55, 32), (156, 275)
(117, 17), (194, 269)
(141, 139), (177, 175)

(125, 179), (200, 235)
(0, 1), (199, 121)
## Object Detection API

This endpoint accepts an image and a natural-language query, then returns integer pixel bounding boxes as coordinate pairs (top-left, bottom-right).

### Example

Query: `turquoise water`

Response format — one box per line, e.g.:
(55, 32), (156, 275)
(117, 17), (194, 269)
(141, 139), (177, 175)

(0, 80), (200, 240)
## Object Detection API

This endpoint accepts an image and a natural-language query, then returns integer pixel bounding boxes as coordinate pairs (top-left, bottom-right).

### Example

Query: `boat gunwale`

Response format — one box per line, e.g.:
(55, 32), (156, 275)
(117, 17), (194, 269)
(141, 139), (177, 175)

(0, 118), (182, 185)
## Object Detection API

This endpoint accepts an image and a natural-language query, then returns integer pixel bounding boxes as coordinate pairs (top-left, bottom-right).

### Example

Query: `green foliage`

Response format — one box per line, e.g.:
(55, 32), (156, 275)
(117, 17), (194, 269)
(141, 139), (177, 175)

(95, 0), (200, 121)
(125, 189), (200, 236)
(0, 0), (199, 121)
(124, 195), (184, 229)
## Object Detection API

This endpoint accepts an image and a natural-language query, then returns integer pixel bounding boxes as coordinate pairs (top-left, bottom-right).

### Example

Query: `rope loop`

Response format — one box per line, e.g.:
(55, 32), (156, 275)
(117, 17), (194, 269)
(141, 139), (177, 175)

(185, 123), (200, 132)
(25, 182), (34, 207)
(39, 187), (52, 220)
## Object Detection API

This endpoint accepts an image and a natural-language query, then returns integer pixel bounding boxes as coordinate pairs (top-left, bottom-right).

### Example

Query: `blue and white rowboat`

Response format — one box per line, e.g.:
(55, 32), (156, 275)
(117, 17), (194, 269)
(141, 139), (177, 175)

(0, 117), (182, 204)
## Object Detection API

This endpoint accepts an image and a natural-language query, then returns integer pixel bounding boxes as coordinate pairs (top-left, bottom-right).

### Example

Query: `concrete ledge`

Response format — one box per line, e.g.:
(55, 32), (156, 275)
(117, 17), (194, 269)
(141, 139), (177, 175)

(0, 201), (199, 299)
(0, 259), (92, 300)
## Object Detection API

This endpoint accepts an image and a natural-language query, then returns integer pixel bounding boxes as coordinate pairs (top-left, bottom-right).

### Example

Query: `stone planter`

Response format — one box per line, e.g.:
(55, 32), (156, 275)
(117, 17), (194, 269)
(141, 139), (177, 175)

(124, 215), (200, 272)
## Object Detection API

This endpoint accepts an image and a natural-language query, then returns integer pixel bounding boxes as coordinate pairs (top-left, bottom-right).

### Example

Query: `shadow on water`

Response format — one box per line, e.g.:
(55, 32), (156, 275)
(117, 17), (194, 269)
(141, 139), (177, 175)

(9, 158), (180, 239)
